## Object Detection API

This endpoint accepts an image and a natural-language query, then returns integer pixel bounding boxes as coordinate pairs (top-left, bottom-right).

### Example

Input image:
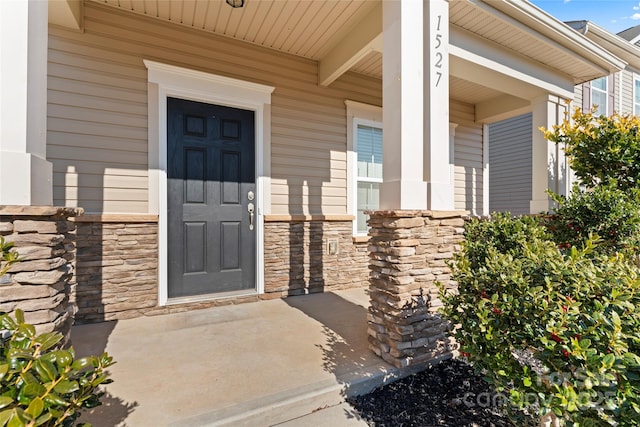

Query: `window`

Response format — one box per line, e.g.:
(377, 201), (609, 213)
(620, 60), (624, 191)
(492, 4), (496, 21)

(355, 123), (383, 234)
(591, 77), (608, 116)
(634, 76), (640, 115)
(345, 101), (383, 236)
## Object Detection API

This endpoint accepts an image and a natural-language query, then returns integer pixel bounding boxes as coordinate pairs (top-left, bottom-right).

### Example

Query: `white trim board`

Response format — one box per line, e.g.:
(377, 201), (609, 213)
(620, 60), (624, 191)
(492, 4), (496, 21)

(345, 100), (382, 236)
(144, 60), (275, 306)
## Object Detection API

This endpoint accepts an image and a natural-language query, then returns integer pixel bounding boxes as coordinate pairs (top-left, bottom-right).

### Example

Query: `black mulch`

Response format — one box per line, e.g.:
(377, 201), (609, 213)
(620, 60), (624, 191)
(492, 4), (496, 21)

(347, 358), (532, 427)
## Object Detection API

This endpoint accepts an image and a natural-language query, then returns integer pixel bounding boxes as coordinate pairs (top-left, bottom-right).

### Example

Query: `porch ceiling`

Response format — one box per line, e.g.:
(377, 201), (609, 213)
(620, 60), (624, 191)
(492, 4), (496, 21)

(82, 0), (620, 86)
(90, 0), (378, 61)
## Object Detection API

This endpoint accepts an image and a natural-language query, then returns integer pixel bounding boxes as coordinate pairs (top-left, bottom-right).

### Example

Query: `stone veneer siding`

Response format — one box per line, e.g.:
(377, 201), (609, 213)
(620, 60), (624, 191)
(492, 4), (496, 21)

(73, 216), (369, 323)
(0, 206), (83, 343)
(74, 217), (159, 323)
(367, 210), (467, 368)
(263, 218), (369, 296)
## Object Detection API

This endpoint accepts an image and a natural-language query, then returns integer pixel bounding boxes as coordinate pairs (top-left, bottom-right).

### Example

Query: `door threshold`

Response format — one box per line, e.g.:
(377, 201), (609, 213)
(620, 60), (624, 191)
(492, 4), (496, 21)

(165, 289), (258, 306)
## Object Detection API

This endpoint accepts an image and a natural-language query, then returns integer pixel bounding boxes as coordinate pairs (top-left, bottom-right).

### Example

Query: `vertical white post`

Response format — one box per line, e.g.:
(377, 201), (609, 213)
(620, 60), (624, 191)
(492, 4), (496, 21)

(482, 124), (490, 216)
(380, 0), (428, 210)
(0, 0), (52, 205)
(424, 0), (453, 211)
(530, 95), (568, 213)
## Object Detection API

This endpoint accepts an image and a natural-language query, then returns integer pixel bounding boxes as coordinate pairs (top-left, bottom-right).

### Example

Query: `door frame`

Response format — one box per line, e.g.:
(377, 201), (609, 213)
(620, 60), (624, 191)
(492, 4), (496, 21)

(144, 60), (275, 306)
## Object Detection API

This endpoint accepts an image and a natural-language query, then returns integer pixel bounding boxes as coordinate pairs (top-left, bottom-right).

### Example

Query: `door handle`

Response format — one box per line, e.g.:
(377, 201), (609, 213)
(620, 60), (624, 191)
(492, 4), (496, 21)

(248, 202), (254, 231)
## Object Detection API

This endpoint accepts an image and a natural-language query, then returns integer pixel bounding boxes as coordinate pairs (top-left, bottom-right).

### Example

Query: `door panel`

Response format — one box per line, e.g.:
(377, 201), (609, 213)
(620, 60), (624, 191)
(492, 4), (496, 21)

(167, 97), (256, 298)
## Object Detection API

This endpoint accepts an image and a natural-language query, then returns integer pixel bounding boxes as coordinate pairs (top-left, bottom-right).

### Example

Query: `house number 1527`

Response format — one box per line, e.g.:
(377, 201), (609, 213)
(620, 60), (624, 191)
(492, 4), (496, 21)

(434, 15), (443, 87)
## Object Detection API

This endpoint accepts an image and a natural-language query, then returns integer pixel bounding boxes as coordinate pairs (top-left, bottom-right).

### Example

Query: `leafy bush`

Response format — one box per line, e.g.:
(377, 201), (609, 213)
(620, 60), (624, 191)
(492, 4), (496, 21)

(0, 310), (114, 427)
(0, 237), (19, 277)
(440, 215), (640, 426)
(542, 109), (640, 191)
(543, 184), (640, 256)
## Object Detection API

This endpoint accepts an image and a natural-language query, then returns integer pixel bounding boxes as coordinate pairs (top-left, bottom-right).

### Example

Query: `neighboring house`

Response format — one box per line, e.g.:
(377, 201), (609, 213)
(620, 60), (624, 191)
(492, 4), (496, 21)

(615, 24), (640, 115)
(489, 20), (640, 216)
(0, 0), (627, 325)
(568, 21), (640, 117)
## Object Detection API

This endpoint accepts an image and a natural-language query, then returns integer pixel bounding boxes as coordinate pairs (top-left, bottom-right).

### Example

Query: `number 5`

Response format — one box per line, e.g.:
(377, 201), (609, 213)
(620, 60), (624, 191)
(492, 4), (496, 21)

(435, 34), (442, 49)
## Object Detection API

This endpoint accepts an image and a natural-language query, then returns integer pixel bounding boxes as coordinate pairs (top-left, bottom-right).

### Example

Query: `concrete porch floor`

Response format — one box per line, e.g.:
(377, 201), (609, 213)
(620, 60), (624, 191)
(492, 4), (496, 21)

(70, 287), (432, 426)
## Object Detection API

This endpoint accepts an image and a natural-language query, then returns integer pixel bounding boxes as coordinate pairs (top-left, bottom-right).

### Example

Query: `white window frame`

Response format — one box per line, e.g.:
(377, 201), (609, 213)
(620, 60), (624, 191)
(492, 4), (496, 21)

(345, 100), (382, 237)
(144, 60), (274, 306)
(591, 76), (608, 116)
(634, 74), (640, 116)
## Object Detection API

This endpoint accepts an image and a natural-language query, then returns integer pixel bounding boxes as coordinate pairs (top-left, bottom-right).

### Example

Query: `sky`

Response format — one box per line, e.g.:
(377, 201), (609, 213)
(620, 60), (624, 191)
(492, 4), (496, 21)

(529, 0), (640, 35)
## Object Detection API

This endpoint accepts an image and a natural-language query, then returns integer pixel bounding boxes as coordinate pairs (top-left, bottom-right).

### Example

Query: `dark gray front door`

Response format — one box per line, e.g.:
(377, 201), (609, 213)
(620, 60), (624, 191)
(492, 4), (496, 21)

(167, 97), (256, 298)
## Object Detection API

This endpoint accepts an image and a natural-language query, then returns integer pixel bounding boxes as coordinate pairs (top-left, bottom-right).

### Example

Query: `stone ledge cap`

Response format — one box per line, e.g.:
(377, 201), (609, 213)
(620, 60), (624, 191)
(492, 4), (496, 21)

(429, 210), (470, 219)
(366, 210), (469, 219)
(0, 206), (84, 217)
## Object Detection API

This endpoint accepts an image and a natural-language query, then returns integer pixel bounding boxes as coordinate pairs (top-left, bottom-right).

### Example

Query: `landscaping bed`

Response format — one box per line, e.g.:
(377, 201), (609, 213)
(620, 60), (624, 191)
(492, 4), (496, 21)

(347, 358), (530, 427)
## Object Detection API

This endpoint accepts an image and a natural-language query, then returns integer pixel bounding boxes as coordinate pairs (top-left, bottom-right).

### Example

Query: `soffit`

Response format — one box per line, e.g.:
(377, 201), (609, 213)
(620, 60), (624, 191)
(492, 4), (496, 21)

(85, 0), (619, 91)
(449, 1), (611, 84)
(90, 0), (378, 61)
(450, 77), (504, 104)
(351, 51), (381, 79)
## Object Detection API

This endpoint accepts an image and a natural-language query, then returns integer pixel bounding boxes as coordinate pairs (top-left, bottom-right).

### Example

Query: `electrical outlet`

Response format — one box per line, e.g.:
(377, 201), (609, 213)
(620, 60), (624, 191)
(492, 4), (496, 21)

(327, 239), (338, 255)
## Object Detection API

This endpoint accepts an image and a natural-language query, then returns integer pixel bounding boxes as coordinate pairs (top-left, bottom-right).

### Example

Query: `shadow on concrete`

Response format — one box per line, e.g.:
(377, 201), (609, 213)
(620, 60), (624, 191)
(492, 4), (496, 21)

(70, 320), (139, 427)
(81, 392), (138, 427)
(284, 290), (384, 391)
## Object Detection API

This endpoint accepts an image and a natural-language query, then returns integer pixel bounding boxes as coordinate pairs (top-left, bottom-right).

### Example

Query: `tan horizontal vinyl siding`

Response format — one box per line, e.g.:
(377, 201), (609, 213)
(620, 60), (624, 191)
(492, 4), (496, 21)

(572, 84), (583, 114)
(47, 1), (381, 215)
(621, 70), (634, 115)
(451, 100), (483, 214)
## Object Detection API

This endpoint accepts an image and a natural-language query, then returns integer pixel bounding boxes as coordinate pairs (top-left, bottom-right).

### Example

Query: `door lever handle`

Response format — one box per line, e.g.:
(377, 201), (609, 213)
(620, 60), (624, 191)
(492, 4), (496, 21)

(248, 202), (255, 231)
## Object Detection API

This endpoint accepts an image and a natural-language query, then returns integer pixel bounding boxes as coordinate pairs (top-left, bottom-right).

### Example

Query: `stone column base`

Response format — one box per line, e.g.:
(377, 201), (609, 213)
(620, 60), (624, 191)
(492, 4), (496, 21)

(0, 206), (83, 344)
(366, 210), (467, 368)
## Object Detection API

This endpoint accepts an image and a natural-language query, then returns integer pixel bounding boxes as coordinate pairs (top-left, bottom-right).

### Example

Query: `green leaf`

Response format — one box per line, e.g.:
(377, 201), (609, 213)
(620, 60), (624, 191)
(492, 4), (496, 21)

(15, 324), (35, 339)
(54, 350), (73, 369)
(0, 315), (17, 331)
(33, 359), (57, 383)
(34, 333), (62, 353)
(91, 374), (110, 387)
(0, 409), (11, 427)
(33, 412), (52, 427)
(53, 380), (79, 395)
(6, 409), (26, 427)
(603, 353), (615, 369)
(22, 383), (45, 399)
(0, 398), (13, 411)
(611, 311), (621, 328)
(24, 398), (43, 419)
(43, 393), (68, 407)
(14, 310), (24, 325)
(0, 364), (8, 381)
(71, 357), (93, 371)
(523, 377), (532, 387)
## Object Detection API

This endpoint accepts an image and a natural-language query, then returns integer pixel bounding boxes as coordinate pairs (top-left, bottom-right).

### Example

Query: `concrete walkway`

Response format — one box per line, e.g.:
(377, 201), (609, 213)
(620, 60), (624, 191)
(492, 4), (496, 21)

(70, 288), (425, 426)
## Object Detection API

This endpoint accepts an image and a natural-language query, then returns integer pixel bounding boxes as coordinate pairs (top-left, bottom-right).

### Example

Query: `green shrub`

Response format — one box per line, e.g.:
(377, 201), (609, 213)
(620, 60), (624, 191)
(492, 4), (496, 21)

(542, 109), (640, 191)
(440, 215), (640, 426)
(0, 310), (114, 427)
(0, 237), (19, 277)
(460, 212), (549, 271)
(543, 185), (640, 257)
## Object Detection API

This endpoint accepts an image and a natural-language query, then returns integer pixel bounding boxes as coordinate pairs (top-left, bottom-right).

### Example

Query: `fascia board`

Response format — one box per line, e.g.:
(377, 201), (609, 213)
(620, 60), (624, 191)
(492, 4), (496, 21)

(476, 0), (626, 73)
(582, 23), (640, 70)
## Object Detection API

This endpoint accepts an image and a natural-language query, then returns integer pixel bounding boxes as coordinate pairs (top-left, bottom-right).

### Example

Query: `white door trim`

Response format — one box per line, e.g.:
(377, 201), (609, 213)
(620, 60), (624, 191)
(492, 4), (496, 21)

(144, 60), (274, 306)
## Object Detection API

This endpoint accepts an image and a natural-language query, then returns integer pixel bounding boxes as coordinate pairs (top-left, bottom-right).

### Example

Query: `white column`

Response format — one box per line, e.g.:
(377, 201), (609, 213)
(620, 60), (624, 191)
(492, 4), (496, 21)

(530, 95), (569, 213)
(380, 0), (428, 210)
(0, 0), (52, 205)
(424, 0), (453, 211)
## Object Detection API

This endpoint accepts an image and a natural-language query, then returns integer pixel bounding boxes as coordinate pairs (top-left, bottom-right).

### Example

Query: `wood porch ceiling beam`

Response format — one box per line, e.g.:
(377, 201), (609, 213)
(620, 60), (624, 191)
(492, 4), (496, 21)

(318, 2), (382, 87)
(48, 0), (82, 30)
